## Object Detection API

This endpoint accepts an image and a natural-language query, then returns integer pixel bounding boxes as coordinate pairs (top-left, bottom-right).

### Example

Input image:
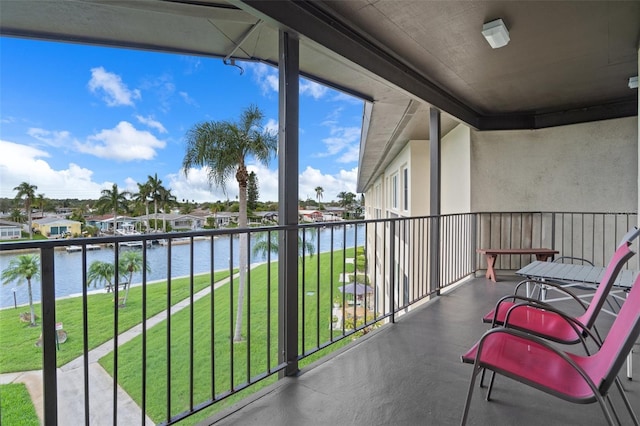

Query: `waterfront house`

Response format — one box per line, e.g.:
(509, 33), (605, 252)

(85, 214), (140, 233)
(32, 217), (82, 238)
(0, 219), (23, 240)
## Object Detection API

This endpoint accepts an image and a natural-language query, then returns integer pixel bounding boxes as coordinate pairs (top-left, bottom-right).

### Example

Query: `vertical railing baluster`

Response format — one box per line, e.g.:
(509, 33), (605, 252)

(165, 240), (172, 423)
(246, 230), (251, 382)
(389, 220), (395, 323)
(141, 242), (148, 425)
(41, 246), (58, 426)
(266, 231), (272, 372)
(229, 235), (234, 391)
(301, 228), (306, 353)
(81, 246), (90, 426)
(210, 235), (216, 398)
(316, 228), (321, 348)
(189, 236), (194, 411)
(113, 246), (120, 426)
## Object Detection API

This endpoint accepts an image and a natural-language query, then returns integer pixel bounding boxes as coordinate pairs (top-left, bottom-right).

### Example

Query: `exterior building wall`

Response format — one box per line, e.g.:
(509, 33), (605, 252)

(364, 139), (430, 315)
(442, 124), (471, 214)
(470, 116), (638, 212)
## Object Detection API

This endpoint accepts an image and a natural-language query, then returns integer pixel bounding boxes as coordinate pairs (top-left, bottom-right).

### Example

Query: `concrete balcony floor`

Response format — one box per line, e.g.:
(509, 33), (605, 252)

(202, 273), (640, 426)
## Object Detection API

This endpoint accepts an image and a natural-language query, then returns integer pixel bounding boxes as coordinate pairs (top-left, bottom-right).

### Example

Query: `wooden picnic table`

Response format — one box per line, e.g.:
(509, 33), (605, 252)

(476, 248), (559, 282)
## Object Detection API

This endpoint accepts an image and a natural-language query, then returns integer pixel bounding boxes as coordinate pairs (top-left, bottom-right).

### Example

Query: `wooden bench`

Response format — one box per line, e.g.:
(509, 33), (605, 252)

(476, 248), (559, 282)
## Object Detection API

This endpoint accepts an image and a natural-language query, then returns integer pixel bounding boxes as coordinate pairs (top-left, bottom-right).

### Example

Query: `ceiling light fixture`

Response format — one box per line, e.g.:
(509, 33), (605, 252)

(629, 76), (638, 89)
(482, 19), (510, 49)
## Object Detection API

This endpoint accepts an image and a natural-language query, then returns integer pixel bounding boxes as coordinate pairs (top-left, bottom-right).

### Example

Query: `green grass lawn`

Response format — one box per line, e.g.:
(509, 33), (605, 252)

(0, 383), (40, 425)
(0, 269), (234, 373)
(101, 248), (361, 424)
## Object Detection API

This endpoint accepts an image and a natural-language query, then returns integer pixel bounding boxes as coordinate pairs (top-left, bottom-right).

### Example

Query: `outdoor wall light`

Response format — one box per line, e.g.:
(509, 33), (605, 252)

(629, 76), (638, 89)
(482, 18), (510, 49)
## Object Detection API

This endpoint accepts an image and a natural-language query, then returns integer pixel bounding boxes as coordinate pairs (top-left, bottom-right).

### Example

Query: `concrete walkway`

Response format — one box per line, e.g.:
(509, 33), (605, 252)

(1, 274), (237, 425)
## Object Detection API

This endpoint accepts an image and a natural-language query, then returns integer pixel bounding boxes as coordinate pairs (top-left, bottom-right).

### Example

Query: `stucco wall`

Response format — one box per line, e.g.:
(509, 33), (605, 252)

(442, 124), (471, 214)
(470, 117), (638, 212)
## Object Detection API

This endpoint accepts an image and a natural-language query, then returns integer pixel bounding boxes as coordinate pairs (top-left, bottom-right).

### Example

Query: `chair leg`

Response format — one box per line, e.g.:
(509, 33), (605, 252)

(486, 371), (496, 401)
(461, 363), (482, 426)
(605, 394), (623, 426)
(480, 367), (486, 387)
(594, 391), (618, 426)
(614, 376), (640, 425)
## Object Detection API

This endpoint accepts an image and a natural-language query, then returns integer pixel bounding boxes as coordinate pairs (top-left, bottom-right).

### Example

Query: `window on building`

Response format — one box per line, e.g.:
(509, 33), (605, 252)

(392, 174), (398, 209)
(402, 167), (409, 211)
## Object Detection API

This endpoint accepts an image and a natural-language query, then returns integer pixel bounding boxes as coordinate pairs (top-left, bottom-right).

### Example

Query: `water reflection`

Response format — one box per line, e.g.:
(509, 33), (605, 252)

(0, 225), (364, 309)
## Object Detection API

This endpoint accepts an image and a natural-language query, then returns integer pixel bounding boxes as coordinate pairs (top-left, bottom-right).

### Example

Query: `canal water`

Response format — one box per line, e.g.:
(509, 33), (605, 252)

(0, 225), (365, 309)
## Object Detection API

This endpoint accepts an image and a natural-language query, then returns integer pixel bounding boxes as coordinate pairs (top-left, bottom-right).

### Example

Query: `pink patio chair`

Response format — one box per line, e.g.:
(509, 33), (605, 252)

(482, 227), (640, 348)
(460, 272), (640, 425)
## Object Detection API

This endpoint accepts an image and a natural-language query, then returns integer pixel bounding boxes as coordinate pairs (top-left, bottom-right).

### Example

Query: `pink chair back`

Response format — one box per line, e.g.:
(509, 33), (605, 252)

(596, 272), (640, 393)
(578, 242), (633, 329)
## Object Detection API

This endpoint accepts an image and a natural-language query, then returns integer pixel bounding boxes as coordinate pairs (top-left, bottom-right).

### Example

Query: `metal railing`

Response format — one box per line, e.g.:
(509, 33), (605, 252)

(0, 211), (636, 425)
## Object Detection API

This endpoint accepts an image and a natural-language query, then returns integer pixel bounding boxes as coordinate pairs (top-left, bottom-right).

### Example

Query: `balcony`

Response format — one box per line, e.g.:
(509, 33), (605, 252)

(1, 212), (639, 425)
(204, 275), (640, 425)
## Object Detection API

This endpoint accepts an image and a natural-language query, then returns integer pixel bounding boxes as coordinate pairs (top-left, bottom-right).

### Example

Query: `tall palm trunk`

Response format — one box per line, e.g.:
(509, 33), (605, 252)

(233, 172), (249, 342)
(27, 278), (35, 326)
(26, 200), (33, 239)
(154, 200), (159, 231)
(123, 270), (133, 306)
(145, 201), (150, 231)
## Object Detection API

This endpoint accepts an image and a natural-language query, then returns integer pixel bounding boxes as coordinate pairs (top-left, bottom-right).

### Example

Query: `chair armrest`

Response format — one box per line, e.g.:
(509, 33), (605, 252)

(553, 256), (595, 266)
(489, 294), (554, 326)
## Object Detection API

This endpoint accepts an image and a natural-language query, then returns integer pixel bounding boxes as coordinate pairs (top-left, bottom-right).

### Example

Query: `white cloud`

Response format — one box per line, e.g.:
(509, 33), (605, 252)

(167, 167), (232, 203)
(166, 164), (356, 204)
(179, 91), (197, 106)
(316, 123), (361, 163)
(299, 166), (358, 202)
(0, 140), (105, 199)
(27, 128), (74, 148)
(245, 63), (333, 101)
(245, 62), (279, 95)
(264, 118), (278, 136)
(88, 66), (141, 107)
(136, 115), (167, 134)
(300, 79), (328, 99)
(76, 121), (166, 161)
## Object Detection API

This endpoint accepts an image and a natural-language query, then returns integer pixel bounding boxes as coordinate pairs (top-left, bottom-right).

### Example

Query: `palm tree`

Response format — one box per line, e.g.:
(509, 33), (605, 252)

(87, 261), (116, 292)
(36, 193), (45, 217)
(1, 254), (40, 326)
(146, 173), (163, 231)
(315, 186), (324, 205)
(95, 184), (130, 234)
(252, 230), (315, 260)
(337, 191), (356, 210)
(157, 186), (177, 232)
(134, 182), (152, 231)
(9, 208), (25, 224)
(183, 104), (277, 342)
(119, 250), (150, 307)
(14, 182), (37, 239)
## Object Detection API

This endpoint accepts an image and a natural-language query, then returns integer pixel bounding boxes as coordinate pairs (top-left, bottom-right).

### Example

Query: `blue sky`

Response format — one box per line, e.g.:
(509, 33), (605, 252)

(0, 37), (364, 204)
